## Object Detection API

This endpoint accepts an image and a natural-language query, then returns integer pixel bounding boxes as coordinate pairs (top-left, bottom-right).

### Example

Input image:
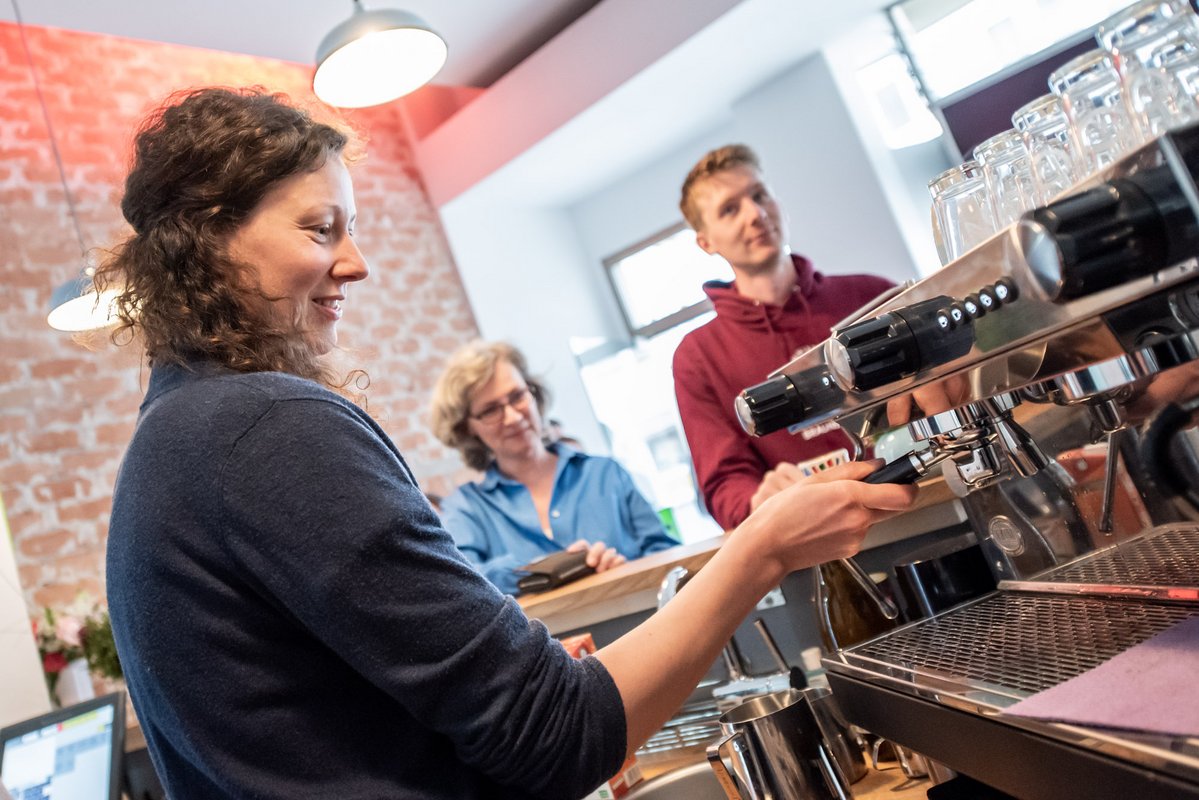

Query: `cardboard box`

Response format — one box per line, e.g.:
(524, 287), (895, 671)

(558, 632), (596, 658)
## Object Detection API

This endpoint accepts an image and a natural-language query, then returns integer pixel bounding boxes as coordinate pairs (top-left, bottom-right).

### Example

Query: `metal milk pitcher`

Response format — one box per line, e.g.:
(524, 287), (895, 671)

(706, 689), (853, 800)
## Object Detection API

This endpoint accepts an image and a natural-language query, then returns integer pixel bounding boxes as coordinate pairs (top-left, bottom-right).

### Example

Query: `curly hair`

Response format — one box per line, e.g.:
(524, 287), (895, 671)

(94, 86), (357, 387)
(678, 143), (761, 231)
(429, 341), (550, 471)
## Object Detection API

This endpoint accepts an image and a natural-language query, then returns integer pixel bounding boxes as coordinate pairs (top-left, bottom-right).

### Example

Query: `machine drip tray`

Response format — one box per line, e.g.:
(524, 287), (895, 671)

(825, 523), (1199, 799)
(999, 523), (1199, 602)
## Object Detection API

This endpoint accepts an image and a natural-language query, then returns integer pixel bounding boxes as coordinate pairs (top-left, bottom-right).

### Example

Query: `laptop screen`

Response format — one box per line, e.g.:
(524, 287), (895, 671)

(0, 692), (125, 800)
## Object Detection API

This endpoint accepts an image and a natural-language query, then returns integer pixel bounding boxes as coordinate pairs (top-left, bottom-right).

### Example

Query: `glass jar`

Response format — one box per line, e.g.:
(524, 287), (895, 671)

(973, 129), (1036, 228)
(928, 160), (996, 265)
(1013, 93), (1083, 205)
(1097, 0), (1199, 141)
(1049, 49), (1139, 174)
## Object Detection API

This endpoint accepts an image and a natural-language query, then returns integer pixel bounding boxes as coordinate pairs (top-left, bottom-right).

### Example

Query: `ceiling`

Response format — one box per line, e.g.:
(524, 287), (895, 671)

(1, 0), (898, 207)
(0, 0), (604, 88)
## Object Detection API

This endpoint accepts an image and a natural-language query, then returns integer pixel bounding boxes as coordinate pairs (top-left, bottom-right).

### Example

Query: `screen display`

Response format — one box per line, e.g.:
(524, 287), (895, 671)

(1, 702), (117, 800)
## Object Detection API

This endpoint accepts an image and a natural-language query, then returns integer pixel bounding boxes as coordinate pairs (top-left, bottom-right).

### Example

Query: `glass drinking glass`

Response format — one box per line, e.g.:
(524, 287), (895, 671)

(1097, 0), (1199, 141)
(928, 160), (997, 265)
(1151, 38), (1199, 102)
(1012, 94), (1083, 205)
(973, 129), (1036, 228)
(1049, 49), (1139, 174)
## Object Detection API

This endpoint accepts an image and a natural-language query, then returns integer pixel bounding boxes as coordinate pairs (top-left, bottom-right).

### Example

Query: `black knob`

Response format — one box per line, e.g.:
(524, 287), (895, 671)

(736, 367), (844, 437)
(962, 294), (985, 318)
(828, 296), (974, 392)
(1019, 163), (1195, 302)
(827, 314), (920, 392)
(992, 278), (1019, 304)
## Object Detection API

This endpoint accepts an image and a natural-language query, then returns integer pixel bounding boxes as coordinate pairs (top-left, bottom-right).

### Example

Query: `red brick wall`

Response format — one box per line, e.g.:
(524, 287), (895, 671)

(0, 24), (479, 612)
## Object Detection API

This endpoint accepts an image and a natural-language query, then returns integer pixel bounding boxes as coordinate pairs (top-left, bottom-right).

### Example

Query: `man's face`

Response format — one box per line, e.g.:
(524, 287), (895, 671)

(692, 165), (789, 273)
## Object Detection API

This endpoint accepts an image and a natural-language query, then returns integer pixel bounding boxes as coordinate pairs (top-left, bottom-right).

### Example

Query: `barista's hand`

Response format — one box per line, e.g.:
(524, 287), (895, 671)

(742, 460), (917, 577)
(568, 539), (627, 573)
(749, 462), (807, 514)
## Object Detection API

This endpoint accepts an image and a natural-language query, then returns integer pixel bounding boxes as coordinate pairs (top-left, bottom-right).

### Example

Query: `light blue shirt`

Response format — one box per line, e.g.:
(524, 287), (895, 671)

(440, 443), (678, 594)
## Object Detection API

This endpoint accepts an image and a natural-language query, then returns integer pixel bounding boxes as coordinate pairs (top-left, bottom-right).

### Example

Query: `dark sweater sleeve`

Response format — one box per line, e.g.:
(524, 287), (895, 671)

(672, 337), (765, 530)
(215, 396), (626, 798)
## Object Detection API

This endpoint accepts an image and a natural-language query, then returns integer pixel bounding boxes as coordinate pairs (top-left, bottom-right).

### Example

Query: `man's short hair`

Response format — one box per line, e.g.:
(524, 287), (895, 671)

(679, 144), (762, 231)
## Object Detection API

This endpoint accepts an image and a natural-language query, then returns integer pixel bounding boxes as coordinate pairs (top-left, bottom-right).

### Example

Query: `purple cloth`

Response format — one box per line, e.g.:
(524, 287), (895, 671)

(1006, 615), (1199, 737)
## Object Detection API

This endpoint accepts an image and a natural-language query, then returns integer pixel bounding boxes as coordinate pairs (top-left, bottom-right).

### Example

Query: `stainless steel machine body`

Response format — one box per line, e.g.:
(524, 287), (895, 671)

(735, 125), (1199, 799)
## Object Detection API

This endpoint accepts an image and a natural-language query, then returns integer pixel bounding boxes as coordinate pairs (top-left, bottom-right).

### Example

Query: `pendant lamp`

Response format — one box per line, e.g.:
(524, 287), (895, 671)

(313, 1), (448, 108)
(47, 264), (121, 332)
(10, 0), (120, 332)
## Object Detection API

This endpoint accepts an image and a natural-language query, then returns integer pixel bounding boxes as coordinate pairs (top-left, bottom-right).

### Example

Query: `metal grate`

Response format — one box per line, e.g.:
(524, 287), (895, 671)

(1037, 524), (1199, 588)
(846, 592), (1199, 697)
(637, 700), (723, 754)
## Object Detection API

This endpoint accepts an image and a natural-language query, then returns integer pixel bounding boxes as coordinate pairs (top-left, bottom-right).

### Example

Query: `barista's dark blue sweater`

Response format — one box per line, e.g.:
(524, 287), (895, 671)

(106, 362), (626, 799)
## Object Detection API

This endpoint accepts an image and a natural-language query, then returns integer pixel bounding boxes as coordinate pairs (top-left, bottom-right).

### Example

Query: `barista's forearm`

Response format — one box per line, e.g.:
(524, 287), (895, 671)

(595, 521), (784, 756)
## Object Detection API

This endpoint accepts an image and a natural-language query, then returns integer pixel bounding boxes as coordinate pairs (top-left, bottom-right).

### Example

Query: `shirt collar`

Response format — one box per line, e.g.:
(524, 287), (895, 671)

(478, 440), (585, 489)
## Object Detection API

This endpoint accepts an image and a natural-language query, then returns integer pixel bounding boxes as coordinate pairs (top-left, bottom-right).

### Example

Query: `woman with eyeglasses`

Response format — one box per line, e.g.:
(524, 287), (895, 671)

(430, 341), (678, 593)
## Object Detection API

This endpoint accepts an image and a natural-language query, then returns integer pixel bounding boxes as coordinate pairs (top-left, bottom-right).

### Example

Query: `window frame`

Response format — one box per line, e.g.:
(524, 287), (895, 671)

(601, 221), (720, 339)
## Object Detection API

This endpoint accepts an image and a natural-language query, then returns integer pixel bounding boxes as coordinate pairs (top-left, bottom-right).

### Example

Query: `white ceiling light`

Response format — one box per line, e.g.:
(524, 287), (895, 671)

(9, 0), (120, 332)
(313, 1), (448, 108)
(47, 268), (121, 332)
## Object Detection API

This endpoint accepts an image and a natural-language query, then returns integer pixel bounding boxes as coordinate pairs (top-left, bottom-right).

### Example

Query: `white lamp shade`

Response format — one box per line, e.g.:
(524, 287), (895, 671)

(314, 8), (448, 108)
(47, 274), (121, 331)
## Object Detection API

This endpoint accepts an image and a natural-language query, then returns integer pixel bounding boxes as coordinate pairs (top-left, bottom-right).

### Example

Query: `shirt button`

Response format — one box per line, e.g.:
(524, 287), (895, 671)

(551, 510), (561, 518)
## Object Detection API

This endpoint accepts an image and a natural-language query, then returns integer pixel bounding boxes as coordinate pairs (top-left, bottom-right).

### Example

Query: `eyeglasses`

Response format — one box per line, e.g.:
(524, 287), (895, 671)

(469, 386), (532, 426)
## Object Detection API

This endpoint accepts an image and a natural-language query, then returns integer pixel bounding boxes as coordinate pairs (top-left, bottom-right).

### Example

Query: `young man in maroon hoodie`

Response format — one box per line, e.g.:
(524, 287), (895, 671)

(673, 144), (897, 530)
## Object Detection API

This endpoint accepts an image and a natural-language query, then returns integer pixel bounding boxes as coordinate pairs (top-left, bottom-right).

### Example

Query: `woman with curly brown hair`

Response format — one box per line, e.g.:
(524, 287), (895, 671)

(103, 86), (916, 800)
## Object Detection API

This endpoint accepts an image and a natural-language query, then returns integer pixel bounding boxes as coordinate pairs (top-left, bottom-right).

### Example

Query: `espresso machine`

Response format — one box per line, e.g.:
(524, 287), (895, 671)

(735, 124), (1199, 799)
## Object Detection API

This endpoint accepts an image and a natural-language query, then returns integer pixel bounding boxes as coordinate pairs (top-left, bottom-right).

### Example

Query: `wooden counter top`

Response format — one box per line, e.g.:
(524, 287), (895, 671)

(518, 478), (960, 634)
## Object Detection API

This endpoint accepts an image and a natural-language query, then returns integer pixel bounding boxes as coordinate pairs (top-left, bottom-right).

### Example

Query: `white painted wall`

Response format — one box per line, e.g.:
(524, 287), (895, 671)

(0, 494), (52, 728)
(823, 14), (954, 278)
(437, 197), (624, 453)
(570, 122), (737, 268)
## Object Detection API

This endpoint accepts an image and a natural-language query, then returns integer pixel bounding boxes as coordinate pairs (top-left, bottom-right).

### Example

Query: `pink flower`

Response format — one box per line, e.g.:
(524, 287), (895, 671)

(55, 615), (84, 648)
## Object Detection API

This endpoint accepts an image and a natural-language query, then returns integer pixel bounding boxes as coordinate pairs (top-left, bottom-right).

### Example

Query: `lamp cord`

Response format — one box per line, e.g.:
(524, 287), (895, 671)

(11, 0), (89, 262)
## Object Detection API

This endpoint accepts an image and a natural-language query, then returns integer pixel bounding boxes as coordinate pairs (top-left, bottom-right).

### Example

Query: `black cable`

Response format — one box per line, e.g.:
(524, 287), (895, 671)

(11, 0), (89, 261)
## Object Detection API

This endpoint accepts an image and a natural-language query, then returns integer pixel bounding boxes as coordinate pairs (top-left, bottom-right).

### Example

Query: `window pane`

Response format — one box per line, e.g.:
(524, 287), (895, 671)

(607, 226), (734, 333)
(574, 317), (722, 544)
(896, 0), (1133, 101)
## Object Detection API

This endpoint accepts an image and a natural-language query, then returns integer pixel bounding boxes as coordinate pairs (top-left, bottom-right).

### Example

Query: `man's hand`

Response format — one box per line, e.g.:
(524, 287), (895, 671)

(567, 539), (627, 573)
(749, 462), (808, 513)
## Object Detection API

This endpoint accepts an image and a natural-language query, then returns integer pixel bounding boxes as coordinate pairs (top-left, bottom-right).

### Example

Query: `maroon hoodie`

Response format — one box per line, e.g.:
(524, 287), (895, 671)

(672, 255), (895, 530)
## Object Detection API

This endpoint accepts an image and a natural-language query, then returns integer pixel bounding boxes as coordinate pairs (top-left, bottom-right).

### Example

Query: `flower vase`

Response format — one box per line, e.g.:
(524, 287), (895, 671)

(55, 657), (95, 708)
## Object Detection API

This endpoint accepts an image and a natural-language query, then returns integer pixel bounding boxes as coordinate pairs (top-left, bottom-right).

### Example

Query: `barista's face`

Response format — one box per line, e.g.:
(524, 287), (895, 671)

(226, 156), (369, 354)
(692, 164), (789, 274)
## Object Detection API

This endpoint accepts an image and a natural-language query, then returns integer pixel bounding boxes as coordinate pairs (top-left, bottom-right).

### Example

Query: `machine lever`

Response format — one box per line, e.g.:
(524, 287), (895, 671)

(1099, 428), (1125, 534)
